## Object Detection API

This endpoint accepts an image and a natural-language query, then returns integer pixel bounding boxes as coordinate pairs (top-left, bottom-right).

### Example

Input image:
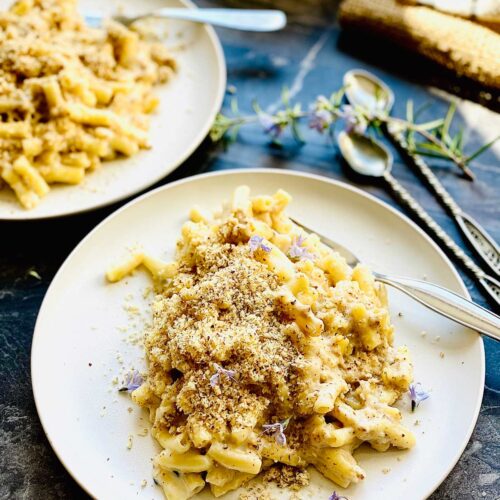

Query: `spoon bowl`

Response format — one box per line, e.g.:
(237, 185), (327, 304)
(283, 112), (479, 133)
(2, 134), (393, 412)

(338, 130), (392, 178)
(344, 69), (394, 113)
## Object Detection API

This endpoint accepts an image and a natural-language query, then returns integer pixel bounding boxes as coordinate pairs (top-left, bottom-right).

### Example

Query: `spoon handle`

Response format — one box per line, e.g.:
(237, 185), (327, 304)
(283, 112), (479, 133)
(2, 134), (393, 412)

(375, 273), (500, 340)
(388, 124), (500, 278)
(382, 171), (500, 307)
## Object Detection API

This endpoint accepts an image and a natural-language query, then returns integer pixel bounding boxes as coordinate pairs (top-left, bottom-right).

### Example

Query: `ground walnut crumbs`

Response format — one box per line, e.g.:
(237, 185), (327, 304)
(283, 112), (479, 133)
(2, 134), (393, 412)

(118, 187), (415, 499)
(263, 464), (310, 490)
(146, 239), (301, 441)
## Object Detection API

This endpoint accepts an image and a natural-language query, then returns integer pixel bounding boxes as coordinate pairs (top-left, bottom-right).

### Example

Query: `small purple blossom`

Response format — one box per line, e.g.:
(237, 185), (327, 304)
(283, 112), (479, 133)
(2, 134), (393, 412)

(210, 363), (237, 387)
(262, 417), (291, 446)
(118, 371), (143, 393)
(341, 104), (367, 135)
(248, 235), (272, 253)
(258, 112), (283, 138)
(309, 108), (333, 133)
(409, 382), (430, 411)
(328, 492), (348, 500)
(289, 235), (314, 260)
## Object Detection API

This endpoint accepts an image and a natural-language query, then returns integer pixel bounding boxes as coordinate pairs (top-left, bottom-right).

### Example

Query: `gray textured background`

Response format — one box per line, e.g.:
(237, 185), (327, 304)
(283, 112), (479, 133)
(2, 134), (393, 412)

(1, 0), (499, 498)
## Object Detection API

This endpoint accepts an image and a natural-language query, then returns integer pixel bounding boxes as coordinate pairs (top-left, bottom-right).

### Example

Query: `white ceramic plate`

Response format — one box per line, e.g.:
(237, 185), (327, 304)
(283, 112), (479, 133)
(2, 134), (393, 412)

(0, 0), (225, 220)
(32, 170), (484, 500)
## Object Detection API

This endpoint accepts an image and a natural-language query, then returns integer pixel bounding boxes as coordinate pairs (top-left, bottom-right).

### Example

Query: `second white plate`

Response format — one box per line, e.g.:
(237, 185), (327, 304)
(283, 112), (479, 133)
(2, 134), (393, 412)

(32, 169), (484, 499)
(0, 0), (225, 220)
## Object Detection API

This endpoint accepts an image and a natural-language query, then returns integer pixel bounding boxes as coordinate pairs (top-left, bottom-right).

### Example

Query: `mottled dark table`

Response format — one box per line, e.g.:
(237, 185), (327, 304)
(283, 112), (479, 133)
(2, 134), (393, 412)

(1, 1), (499, 499)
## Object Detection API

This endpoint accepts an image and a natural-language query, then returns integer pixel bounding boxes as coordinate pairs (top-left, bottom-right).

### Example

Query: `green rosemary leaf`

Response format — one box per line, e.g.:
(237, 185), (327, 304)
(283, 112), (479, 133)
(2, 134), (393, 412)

(441, 101), (456, 140)
(406, 131), (416, 151)
(252, 100), (262, 114)
(281, 86), (290, 107)
(414, 150), (450, 159)
(465, 135), (500, 164)
(209, 113), (229, 142)
(414, 118), (444, 131)
(450, 127), (464, 154)
(230, 97), (239, 115)
(331, 87), (345, 106)
(291, 120), (305, 143)
(416, 141), (447, 154)
(406, 100), (414, 123)
(456, 127), (465, 152)
(229, 124), (241, 144)
(413, 102), (432, 121)
(27, 269), (42, 280)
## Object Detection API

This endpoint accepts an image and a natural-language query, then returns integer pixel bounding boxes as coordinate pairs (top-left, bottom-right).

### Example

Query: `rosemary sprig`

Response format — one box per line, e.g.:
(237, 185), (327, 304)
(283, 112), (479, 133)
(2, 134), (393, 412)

(209, 88), (498, 180)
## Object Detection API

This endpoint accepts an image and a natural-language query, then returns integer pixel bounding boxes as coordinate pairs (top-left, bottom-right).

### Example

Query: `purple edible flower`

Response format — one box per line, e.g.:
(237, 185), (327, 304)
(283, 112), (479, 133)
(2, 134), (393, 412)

(262, 417), (291, 446)
(119, 371), (143, 393)
(309, 108), (333, 133)
(341, 104), (367, 135)
(248, 235), (272, 253)
(210, 363), (237, 387)
(289, 235), (314, 260)
(328, 492), (348, 500)
(258, 113), (283, 139)
(409, 382), (430, 411)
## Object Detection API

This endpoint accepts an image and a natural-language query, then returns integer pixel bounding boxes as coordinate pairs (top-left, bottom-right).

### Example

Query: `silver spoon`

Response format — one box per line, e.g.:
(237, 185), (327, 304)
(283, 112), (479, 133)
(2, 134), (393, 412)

(337, 130), (500, 308)
(291, 216), (500, 341)
(343, 69), (500, 279)
(85, 8), (286, 32)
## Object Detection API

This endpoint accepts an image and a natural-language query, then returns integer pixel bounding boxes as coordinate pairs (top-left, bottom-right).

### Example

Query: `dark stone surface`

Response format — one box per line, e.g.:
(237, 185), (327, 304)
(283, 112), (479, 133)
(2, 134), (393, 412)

(0, 2), (498, 499)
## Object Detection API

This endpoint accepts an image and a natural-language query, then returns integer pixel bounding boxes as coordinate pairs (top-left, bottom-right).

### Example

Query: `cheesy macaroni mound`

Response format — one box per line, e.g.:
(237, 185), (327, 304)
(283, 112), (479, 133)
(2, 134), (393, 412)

(0, 0), (176, 209)
(107, 187), (415, 499)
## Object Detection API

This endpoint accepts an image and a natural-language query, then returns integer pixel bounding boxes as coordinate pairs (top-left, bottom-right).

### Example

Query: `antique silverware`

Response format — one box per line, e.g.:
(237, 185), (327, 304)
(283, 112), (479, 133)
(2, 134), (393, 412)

(85, 8), (287, 31)
(291, 216), (500, 341)
(337, 130), (500, 307)
(343, 69), (500, 279)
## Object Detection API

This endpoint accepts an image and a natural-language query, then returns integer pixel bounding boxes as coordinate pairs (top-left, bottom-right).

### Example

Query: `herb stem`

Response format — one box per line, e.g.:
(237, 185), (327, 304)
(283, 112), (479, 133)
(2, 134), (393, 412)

(384, 117), (475, 180)
(211, 92), (493, 180)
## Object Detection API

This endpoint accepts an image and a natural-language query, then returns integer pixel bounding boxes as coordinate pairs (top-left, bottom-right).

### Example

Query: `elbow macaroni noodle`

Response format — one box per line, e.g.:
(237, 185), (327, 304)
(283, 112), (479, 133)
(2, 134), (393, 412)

(0, 0), (176, 208)
(107, 187), (415, 499)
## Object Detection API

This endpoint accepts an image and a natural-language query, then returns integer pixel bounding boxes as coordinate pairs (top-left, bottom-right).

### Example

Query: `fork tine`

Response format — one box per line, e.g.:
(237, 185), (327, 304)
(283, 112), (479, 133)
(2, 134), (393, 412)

(289, 217), (361, 267)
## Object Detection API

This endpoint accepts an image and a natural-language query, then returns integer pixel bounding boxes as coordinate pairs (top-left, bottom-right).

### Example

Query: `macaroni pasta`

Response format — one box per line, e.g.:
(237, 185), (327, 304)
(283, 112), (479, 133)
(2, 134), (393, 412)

(107, 187), (415, 499)
(0, 0), (176, 208)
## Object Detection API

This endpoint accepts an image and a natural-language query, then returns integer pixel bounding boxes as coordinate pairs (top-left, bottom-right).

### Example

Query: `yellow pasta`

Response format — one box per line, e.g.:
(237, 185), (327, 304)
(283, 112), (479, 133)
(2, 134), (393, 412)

(155, 449), (212, 473)
(13, 156), (49, 197)
(207, 443), (261, 474)
(40, 166), (85, 185)
(313, 448), (366, 488)
(0, 0), (176, 209)
(0, 122), (30, 139)
(109, 187), (417, 498)
(210, 471), (254, 497)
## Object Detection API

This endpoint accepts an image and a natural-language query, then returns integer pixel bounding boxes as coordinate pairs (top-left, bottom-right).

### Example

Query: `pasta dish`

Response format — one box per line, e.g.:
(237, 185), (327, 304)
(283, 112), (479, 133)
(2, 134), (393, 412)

(0, 0), (176, 209)
(107, 187), (415, 499)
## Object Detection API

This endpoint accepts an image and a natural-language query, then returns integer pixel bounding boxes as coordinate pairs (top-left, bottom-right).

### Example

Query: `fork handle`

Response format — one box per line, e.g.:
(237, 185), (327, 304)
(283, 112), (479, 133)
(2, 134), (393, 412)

(382, 170), (500, 307)
(388, 125), (500, 278)
(151, 8), (286, 31)
(375, 273), (500, 340)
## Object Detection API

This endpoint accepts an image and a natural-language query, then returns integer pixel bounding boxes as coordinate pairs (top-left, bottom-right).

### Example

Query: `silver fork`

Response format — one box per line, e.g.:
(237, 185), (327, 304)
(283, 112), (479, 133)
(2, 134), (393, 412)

(291, 218), (500, 341)
(84, 8), (286, 31)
